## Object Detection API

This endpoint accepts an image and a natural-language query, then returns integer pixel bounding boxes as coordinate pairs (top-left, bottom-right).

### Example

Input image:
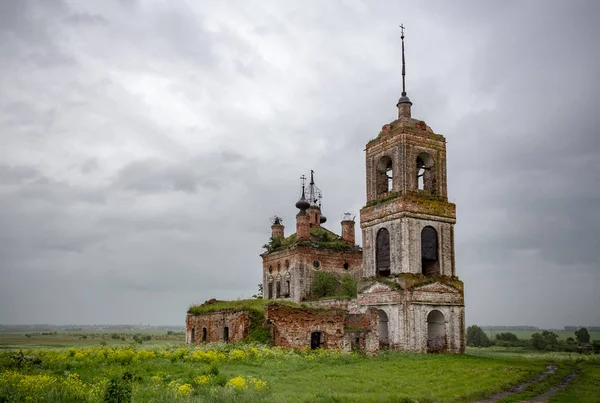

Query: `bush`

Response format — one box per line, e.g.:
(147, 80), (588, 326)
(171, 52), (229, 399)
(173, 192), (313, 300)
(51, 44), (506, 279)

(103, 376), (132, 403)
(495, 332), (518, 342)
(340, 274), (357, 298)
(575, 327), (591, 344)
(310, 272), (339, 298)
(592, 340), (600, 354)
(531, 330), (559, 351)
(466, 325), (491, 347)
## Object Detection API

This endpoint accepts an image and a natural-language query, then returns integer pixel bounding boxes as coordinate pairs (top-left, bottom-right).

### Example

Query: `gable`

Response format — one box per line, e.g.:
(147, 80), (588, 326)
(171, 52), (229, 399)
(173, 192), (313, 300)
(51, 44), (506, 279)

(413, 282), (460, 293)
(362, 282), (394, 294)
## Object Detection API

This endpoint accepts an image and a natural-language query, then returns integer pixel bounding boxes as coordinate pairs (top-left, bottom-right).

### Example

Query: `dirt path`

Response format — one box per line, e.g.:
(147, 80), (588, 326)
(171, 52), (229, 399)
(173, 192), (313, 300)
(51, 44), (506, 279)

(474, 364), (579, 403)
(474, 365), (556, 403)
(527, 369), (579, 403)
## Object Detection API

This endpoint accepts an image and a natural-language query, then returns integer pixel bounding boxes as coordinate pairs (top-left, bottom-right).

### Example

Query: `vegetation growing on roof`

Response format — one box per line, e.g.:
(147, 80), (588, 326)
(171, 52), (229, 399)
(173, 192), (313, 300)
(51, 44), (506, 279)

(187, 299), (299, 315)
(362, 273), (464, 292)
(262, 227), (353, 254)
(364, 192), (454, 218)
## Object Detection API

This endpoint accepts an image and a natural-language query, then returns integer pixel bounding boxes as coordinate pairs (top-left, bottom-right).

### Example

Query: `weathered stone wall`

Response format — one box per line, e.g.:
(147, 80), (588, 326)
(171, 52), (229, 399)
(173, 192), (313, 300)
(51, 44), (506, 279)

(186, 311), (250, 344)
(364, 122), (447, 203)
(263, 246), (362, 302)
(266, 305), (347, 350)
(306, 298), (350, 310)
(354, 282), (465, 353)
(265, 304), (378, 354)
(344, 308), (380, 355)
(361, 215), (455, 278)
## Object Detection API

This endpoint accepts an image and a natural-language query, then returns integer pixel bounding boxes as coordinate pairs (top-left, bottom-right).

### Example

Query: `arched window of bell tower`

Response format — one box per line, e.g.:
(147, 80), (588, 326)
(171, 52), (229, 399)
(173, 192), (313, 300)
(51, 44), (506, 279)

(376, 156), (393, 195)
(416, 153), (435, 194)
(376, 228), (391, 277)
(421, 226), (439, 276)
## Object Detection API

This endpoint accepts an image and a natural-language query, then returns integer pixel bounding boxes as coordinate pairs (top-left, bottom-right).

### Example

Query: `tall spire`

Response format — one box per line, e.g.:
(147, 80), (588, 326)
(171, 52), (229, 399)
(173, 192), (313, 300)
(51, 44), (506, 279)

(401, 24), (407, 97)
(397, 23), (412, 118)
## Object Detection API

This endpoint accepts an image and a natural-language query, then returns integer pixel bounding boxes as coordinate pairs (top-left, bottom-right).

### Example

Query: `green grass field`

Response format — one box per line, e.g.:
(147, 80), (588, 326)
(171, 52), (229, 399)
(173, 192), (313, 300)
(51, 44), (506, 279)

(0, 332), (598, 402)
(484, 329), (600, 342)
(0, 330), (185, 350)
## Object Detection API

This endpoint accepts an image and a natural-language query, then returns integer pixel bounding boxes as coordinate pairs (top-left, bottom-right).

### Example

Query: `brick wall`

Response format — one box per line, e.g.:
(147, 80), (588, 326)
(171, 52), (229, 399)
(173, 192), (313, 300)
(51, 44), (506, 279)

(266, 305), (347, 350)
(186, 310), (251, 344)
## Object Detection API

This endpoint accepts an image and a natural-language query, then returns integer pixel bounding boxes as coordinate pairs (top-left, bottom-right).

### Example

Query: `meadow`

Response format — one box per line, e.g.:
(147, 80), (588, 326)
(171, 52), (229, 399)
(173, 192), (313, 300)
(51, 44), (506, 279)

(483, 329), (600, 342)
(0, 332), (598, 402)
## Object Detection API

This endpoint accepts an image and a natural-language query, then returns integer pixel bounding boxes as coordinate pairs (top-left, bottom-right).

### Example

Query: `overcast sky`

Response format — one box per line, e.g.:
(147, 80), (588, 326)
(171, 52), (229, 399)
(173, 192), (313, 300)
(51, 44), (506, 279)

(1, 0), (598, 329)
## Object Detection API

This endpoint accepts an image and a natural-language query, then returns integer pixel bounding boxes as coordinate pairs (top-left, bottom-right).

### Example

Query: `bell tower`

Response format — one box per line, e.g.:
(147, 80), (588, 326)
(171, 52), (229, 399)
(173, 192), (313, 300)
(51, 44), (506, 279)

(360, 26), (456, 279)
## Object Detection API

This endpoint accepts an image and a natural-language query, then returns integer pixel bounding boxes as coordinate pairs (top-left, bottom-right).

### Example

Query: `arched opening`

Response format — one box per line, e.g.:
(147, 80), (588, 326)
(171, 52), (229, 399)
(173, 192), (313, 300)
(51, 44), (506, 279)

(276, 281), (281, 298)
(427, 310), (446, 353)
(190, 326), (195, 344)
(376, 156), (393, 195)
(378, 310), (389, 347)
(421, 226), (439, 276)
(416, 153), (435, 194)
(223, 326), (229, 343)
(267, 281), (273, 299)
(285, 280), (291, 297)
(202, 327), (207, 343)
(376, 228), (391, 277)
(310, 331), (323, 350)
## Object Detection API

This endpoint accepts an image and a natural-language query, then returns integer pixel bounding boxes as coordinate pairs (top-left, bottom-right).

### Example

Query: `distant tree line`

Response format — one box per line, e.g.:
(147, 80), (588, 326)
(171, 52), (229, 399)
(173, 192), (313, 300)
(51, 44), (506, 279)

(467, 325), (599, 353)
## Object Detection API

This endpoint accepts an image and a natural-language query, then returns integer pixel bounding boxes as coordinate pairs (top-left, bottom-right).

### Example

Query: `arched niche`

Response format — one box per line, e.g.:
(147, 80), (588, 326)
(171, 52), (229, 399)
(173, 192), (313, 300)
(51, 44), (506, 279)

(378, 310), (389, 347)
(376, 228), (390, 277)
(421, 226), (439, 276)
(427, 310), (446, 353)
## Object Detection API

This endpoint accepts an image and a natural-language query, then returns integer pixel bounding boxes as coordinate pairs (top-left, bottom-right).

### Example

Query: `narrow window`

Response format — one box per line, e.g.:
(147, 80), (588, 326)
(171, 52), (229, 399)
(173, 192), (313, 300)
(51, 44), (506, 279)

(421, 226), (439, 276)
(268, 282), (273, 299)
(223, 326), (229, 343)
(202, 327), (207, 343)
(276, 281), (281, 298)
(286, 280), (291, 297)
(376, 228), (390, 277)
(190, 326), (196, 344)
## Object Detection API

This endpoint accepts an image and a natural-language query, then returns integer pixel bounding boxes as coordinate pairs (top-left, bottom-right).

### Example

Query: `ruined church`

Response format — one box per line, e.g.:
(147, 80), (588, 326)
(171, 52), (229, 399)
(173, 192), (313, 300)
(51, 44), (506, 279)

(187, 31), (465, 354)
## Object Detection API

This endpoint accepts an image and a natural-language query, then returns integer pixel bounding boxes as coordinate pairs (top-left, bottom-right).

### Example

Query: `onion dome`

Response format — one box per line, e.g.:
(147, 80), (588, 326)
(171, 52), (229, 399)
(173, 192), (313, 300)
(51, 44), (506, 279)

(320, 214), (327, 224)
(295, 187), (310, 212)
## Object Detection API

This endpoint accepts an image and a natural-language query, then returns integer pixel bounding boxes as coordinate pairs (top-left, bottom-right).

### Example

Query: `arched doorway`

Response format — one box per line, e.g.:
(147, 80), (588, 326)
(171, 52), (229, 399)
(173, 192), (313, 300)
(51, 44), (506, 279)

(223, 326), (229, 343)
(310, 332), (323, 350)
(378, 310), (389, 347)
(427, 310), (446, 353)
(190, 326), (195, 344)
(201, 327), (207, 343)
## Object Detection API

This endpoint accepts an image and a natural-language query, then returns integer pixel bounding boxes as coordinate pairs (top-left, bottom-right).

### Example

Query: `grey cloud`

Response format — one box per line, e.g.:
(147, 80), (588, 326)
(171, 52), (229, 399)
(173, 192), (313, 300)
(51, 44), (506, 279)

(1, 0), (598, 328)
(64, 13), (109, 26)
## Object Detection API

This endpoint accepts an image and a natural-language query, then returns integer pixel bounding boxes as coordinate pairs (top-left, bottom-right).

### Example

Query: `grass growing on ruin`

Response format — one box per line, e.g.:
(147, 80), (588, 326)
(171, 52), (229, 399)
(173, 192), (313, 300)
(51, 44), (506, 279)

(187, 299), (303, 315)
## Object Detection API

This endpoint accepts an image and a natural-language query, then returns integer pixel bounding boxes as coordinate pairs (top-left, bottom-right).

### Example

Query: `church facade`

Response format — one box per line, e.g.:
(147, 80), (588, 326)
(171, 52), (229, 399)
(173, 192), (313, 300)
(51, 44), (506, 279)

(187, 33), (465, 353)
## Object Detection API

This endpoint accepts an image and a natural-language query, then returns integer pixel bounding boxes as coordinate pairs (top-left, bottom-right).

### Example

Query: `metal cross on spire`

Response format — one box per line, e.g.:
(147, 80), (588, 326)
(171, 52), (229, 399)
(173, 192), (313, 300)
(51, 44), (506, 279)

(400, 23), (407, 97)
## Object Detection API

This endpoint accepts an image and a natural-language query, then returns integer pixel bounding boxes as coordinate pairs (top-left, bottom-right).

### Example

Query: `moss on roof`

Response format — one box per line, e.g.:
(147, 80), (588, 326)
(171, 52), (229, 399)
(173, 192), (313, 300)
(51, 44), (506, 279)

(262, 226), (357, 254)
(360, 273), (464, 293)
(187, 299), (301, 315)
